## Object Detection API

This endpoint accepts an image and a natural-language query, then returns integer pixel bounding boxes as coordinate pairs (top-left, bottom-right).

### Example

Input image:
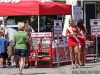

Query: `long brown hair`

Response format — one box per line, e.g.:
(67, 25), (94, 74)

(77, 19), (85, 31)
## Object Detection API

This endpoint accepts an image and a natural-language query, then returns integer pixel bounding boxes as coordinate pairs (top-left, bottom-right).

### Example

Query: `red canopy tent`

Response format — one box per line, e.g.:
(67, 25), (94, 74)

(0, 0), (72, 32)
(0, 0), (72, 16)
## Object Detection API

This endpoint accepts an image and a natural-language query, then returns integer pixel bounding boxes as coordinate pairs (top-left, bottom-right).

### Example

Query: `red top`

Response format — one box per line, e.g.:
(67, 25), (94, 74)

(78, 30), (86, 46)
(67, 27), (79, 46)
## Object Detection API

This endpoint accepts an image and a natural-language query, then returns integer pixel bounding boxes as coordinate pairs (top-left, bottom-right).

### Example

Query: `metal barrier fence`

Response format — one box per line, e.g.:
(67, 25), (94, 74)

(85, 35), (96, 63)
(29, 34), (97, 68)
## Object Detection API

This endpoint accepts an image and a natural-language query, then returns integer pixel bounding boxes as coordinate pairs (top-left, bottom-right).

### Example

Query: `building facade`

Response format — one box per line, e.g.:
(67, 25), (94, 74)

(78, 1), (100, 34)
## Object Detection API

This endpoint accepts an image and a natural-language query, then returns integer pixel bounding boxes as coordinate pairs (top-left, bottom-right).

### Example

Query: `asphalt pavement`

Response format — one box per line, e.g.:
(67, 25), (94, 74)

(0, 62), (100, 75)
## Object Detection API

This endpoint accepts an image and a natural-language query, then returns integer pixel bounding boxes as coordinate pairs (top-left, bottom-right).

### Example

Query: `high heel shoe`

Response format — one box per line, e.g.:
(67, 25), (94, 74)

(78, 63), (83, 66)
(75, 64), (78, 68)
(82, 63), (85, 66)
(75, 66), (78, 68)
(71, 64), (74, 69)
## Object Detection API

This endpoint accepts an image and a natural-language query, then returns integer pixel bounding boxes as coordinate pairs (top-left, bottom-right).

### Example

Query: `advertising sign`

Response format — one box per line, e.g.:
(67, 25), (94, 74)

(90, 19), (100, 36)
(53, 20), (67, 47)
(0, 0), (20, 3)
(31, 32), (51, 37)
(54, 20), (62, 39)
(73, 6), (82, 25)
(42, 38), (50, 49)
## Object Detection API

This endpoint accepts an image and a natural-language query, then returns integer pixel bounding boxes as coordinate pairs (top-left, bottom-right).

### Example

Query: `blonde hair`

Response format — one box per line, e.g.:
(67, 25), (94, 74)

(69, 18), (75, 25)
(18, 22), (24, 30)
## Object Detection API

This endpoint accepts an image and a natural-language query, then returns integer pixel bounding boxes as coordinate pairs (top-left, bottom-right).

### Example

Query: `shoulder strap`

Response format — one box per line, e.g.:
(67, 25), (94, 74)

(80, 31), (86, 39)
(67, 27), (73, 34)
(77, 26), (86, 40)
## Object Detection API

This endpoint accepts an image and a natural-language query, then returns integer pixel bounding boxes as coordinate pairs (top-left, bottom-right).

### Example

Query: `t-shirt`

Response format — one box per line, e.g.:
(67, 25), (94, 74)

(0, 38), (9, 53)
(14, 31), (29, 50)
(0, 26), (5, 33)
(2, 26), (8, 34)
(7, 28), (17, 42)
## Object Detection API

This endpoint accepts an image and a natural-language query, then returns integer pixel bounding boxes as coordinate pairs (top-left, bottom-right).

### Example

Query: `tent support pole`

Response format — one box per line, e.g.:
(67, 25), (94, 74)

(38, 15), (39, 32)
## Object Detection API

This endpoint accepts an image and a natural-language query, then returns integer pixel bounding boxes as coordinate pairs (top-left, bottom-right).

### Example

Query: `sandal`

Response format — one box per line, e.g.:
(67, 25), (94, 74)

(75, 64), (78, 68)
(79, 63), (83, 66)
(82, 63), (85, 66)
(71, 64), (74, 69)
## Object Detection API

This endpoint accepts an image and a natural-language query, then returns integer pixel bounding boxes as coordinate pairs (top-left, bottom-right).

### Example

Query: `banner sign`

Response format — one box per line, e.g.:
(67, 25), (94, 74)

(90, 19), (100, 36)
(54, 20), (62, 39)
(31, 32), (51, 37)
(53, 20), (68, 48)
(73, 6), (82, 25)
(0, 0), (20, 3)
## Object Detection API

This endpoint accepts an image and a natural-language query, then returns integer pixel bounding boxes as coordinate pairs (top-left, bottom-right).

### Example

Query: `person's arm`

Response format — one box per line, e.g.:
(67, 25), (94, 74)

(26, 33), (34, 50)
(6, 39), (9, 51)
(76, 26), (82, 38)
(66, 28), (77, 37)
(4, 28), (8, 39)
(65, 28), (72, 37)
(83, 24), (88, 33)
(27, 39), (33, 50)
(12, 33), (16, 46)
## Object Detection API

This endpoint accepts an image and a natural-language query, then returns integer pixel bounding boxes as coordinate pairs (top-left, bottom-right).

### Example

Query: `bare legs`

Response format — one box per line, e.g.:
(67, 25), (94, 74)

(69, 46), (74, 68)
(11, 55), (17, 67)
(74, 46), (79, 67)
(69, 46), (79, 68)
(19, 57), (25, 73)
(78, 46), (85, 66)
(0, 58), (3, 67)
(25, 57), (29, 65)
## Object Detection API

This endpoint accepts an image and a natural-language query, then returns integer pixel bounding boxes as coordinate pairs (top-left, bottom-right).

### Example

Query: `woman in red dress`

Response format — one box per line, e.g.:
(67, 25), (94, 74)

(66, 18), (79, 69)
(77, 19), (88, 66)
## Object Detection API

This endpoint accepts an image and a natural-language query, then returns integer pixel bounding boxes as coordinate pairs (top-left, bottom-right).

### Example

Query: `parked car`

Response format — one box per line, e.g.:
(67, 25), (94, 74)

(6, 25), (35, 32)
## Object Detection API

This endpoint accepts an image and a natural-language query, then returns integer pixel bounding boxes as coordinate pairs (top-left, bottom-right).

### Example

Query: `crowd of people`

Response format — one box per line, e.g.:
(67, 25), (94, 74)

(66, 18), (87, 69)
(0, 18), (87, 74)
(0, 21), (33, 74)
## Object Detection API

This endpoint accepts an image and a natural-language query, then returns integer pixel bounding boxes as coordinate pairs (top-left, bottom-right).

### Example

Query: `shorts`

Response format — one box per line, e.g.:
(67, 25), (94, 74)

(16, 49), (27, 57)
(0, 52), (8, 58)
(26, 50), (30, 57)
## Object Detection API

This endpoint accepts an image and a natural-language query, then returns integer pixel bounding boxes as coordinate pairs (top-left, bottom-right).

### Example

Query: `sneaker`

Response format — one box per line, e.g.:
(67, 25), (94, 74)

(11, 65), (16, 68)
(16, 65), (19, 68)
(24, 65), (29, 69)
